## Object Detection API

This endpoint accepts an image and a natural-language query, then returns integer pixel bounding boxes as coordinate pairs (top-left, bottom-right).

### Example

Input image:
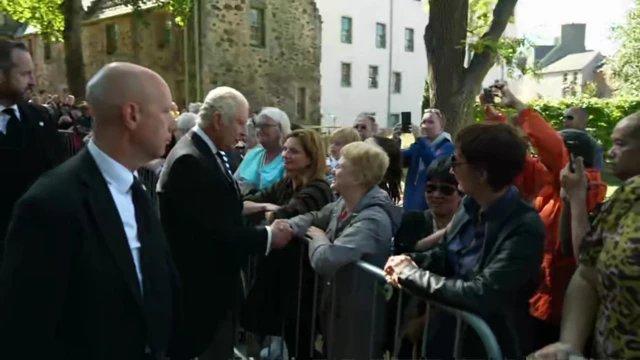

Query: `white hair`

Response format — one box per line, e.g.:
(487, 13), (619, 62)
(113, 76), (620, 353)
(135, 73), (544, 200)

(188, 102), (202, 114)
(176, 112), (198, 132)
(198, 87), (248, 127)
(256, 107), (291, 136)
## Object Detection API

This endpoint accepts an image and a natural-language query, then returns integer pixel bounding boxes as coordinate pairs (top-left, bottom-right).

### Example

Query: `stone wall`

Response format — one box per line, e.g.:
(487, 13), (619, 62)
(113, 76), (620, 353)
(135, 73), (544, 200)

(21, 10), (187, 103)
(198, 0), (322, 125)
(17, 0), (322, 124)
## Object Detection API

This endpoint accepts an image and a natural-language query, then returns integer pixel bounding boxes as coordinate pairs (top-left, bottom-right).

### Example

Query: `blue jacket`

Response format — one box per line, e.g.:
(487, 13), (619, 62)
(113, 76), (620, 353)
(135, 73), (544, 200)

(402, 136), (454, 211)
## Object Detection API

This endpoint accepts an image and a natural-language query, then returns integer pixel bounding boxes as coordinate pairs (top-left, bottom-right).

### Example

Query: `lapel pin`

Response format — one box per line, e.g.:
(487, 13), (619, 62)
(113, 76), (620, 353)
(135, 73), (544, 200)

(38, 121), (44, 126)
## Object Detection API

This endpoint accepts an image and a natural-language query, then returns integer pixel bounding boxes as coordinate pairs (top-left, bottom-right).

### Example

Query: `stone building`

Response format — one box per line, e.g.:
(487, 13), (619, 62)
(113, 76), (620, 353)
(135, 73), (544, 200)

(5, 0), (323, 125)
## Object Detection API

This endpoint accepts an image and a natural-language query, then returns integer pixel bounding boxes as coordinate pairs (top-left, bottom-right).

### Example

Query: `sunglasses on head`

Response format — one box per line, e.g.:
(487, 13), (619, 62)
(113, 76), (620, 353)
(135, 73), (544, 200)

(424, 108), (443, 117)
(425, 183), (458, 196)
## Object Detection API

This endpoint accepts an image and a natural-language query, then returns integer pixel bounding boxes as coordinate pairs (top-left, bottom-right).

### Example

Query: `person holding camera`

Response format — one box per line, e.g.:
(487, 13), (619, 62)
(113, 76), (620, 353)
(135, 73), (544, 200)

(392, 108), (454, 211)
(484, 84), (608, 350)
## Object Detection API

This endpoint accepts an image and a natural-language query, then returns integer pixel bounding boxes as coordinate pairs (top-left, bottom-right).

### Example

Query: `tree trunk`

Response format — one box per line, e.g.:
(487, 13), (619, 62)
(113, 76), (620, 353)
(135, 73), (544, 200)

(425, 0), (518, 137)
(425, 0), (470, 137)
(61, 0), (87, 100)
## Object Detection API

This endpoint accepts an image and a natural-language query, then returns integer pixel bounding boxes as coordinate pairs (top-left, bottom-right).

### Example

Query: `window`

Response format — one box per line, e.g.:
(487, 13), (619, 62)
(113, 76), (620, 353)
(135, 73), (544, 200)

(341, 62), (352, 87)
(389, 113), (400, 128)
(368, 66), (379, 89)
(392, 72), (402, 93)
(156, 15), (173, 49)
(405, 28), (414, 52)
(562, 73), (568, 84)
(573, 72), (578, 81)
(376, 23), (386, 49)
(296, 87), (307, 121)
(341, 17), (352, 44)
(250, 8), (266, 48)
(105, 24), (119, 55)
(44, 41), (52, 60)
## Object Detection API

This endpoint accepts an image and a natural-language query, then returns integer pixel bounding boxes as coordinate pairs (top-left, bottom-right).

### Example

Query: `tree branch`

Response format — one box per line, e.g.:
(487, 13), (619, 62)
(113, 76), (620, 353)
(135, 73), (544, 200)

(463, 0), (518, 91)
(83, 0), (108, 19)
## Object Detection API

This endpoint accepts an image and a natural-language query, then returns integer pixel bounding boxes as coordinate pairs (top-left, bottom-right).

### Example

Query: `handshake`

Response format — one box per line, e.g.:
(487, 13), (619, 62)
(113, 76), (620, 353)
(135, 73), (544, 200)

(270, 219), (295, 249)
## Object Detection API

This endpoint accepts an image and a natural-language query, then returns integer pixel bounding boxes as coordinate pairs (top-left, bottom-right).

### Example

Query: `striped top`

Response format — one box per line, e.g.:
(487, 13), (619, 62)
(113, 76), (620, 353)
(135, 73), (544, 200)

(244, 177), (333, 220)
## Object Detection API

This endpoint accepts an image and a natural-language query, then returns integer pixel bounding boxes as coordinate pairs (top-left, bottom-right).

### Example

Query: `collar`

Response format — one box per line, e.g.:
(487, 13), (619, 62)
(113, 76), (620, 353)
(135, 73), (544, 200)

(87, 140), (137, 193)
(192, 125), (219, 155)
(0, 104), (21, 120)
(463, 186), (518, 222)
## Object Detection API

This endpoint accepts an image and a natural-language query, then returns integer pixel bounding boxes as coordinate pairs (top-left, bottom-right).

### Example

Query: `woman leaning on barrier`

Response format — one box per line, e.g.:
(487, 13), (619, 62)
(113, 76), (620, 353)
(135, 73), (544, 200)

(276, 141), (402, 360)
(385, 122), (546, 359)
(240, 129), (333, 359)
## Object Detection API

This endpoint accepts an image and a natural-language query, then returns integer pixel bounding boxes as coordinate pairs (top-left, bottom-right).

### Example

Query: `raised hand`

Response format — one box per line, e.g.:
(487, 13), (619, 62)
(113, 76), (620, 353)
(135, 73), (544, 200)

(560, 156), (588, 200)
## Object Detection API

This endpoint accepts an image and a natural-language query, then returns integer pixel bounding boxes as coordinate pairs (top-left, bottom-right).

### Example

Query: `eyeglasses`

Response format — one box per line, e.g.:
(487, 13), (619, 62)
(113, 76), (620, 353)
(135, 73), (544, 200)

(425, 183), (458, 196)
(450, 155), (466, 170)
(354, 124), (367, 130)
(255, 123), (278, 130)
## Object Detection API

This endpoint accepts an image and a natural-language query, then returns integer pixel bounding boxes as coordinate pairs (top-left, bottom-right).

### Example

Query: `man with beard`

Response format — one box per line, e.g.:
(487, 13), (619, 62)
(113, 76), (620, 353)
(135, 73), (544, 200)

(0, 40), (63, 248)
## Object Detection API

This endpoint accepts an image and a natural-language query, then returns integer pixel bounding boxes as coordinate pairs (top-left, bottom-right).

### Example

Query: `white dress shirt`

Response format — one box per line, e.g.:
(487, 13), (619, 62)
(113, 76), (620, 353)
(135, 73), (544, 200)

(0, 104), (21, 135)
(87, 140), (144, 291)
(192, 125), (272, 254)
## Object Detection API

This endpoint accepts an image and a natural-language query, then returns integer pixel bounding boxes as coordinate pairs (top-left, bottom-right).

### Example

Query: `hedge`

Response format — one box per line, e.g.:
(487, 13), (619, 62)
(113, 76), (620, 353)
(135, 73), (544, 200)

(474, 97), (640, 150)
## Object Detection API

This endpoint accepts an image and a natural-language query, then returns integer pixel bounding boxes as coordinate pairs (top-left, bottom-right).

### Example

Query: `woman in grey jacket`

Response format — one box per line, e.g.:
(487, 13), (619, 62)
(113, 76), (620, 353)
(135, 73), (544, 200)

(279, 142), (402, 360)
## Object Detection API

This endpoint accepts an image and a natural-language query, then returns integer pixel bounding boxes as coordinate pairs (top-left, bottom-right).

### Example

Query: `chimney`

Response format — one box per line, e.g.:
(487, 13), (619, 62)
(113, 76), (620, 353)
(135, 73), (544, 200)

(560, 23), (586, 52)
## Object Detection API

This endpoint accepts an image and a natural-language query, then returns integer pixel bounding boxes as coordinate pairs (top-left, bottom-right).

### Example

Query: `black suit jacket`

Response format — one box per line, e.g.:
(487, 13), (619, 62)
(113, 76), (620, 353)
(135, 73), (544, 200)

(0, 102), (64, 244)
(157, 130), (268, 359)
(0, 149), (180, 360)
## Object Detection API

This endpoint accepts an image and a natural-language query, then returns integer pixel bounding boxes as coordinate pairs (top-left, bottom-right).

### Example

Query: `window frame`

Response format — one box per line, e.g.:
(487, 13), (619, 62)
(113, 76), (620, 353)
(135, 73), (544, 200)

(341, 16), (352, 44)
(341, 62), (352, 88)
(376, 23), (386, 49)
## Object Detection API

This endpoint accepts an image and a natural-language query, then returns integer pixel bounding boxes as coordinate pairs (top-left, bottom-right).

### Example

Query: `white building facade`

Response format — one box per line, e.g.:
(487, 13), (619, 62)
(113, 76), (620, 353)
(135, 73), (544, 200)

(317, 0), (429, 129)
(317, 0), (518, 129)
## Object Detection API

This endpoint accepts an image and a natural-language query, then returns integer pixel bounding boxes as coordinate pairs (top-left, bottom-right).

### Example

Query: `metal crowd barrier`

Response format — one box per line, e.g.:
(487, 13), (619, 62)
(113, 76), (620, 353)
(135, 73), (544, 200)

(237, 237), (503, 360)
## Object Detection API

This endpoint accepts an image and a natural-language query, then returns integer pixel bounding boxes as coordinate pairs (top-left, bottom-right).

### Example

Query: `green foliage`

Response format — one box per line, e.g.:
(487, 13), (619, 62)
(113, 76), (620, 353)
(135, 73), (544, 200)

(0, 0), (192, 40)
(0, 0), (64, 37)
(606, 0), (640, 97)
(466, 0), (538, 78)
(473, 97), (640, 150)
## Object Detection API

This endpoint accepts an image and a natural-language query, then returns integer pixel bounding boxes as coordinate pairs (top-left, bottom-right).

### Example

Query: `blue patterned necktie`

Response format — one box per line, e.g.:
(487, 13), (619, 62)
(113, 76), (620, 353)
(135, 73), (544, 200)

(215, 151), (240, 194)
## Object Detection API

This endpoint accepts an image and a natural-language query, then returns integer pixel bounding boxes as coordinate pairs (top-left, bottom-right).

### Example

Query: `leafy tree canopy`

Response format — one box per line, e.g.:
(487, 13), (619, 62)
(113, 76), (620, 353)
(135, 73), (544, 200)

(0, 0), (193, 39)
(606, 0), (640, 97)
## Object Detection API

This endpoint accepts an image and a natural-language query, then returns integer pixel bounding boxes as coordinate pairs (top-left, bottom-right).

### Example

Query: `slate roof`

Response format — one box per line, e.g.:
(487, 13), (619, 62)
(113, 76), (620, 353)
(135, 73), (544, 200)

(542, 51), (601, 73)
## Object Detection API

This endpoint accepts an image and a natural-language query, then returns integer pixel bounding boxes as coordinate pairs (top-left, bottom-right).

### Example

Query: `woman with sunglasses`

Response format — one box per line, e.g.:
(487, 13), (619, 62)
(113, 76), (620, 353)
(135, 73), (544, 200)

(385, 122), (545, 359)
(393, 108), (454, 211)
(389, 156), (462, 359)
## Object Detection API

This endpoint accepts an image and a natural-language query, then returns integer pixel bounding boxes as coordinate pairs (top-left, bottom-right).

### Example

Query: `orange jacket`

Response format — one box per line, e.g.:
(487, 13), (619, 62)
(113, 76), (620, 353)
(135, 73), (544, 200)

(485, 108), (548, 202)
(519, 109), (607, 324)
(485, 107), (607, 324)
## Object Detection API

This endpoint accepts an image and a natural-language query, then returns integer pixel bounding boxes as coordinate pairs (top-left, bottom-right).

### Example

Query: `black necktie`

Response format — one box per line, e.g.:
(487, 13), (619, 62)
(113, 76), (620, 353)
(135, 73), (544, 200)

(2, 108), (21, 142)
(130, 177), (163, 352)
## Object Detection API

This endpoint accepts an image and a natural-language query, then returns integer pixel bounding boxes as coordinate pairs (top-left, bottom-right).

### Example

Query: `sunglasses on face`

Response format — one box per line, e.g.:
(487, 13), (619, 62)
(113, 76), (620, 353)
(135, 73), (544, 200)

(425, 183), (458, 196)
(564, 115), (574, 121)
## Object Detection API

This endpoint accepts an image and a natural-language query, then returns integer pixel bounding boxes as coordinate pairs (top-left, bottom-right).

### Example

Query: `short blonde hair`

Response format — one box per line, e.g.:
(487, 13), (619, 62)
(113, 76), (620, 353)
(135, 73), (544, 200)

(329, 127), (361, 145)
(340, 142), (389, 189)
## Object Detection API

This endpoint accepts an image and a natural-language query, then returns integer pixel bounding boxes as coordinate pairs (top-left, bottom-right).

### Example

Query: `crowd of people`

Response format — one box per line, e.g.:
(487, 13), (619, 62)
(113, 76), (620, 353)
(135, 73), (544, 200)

(1, 38), (639, 360)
